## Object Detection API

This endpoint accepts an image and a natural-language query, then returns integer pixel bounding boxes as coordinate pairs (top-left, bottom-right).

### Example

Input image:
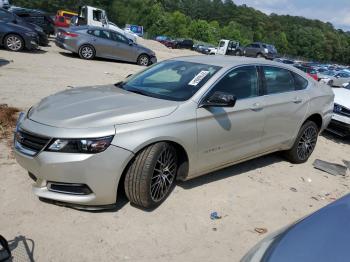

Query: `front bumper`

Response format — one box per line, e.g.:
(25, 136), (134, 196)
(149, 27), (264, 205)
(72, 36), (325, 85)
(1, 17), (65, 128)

(25, 36), (39, 50)
(327, 113), (350, 137)
(150, 56), (157, 64)
(14, 118), (134, 207)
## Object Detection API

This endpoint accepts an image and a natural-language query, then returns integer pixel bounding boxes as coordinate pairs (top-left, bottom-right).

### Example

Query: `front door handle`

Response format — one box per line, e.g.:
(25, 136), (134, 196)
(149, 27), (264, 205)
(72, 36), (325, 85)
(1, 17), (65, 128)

(293, 97), (303, 104)
(250, 103), (264, 111)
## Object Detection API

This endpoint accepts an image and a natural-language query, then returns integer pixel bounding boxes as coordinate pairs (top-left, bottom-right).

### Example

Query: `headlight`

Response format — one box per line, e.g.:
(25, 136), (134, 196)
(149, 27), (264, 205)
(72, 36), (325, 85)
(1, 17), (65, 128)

(333, 103), (343, 113)
(46, 136), (114, 154)
(264, 48), (269, 53)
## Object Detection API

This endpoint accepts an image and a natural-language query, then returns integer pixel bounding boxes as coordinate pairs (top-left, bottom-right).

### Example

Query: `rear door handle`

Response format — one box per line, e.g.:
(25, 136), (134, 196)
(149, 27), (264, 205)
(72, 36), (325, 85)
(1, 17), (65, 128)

(250, 103), (264, 111)
(293, 97), (303, 104)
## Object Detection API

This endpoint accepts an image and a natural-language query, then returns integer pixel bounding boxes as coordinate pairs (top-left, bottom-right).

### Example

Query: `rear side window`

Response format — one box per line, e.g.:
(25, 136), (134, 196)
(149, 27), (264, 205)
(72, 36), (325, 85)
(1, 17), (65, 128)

(219, 41), (225, 47)
(292, 72), (308, 90)
(263, 66), (295, 94)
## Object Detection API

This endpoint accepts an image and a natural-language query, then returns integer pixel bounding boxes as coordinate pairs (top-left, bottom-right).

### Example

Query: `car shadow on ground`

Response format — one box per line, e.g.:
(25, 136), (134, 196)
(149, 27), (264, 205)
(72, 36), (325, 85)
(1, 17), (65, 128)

(178, 153), (283, 190)
(0, 235), (35, 262)
(58, 52), (138, 66)
(0, 59), (10, 67)
(322, 131), (350, 146)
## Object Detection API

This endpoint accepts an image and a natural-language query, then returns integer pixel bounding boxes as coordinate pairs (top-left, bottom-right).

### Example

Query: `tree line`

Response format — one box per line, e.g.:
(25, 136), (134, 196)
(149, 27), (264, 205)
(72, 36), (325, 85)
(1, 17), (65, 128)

(11, 0), (350, 64)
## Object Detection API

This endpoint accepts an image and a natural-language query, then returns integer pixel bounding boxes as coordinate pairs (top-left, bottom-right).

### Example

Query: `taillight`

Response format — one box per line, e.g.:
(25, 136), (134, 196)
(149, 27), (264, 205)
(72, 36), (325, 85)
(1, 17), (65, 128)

(62, 32), (78, 37)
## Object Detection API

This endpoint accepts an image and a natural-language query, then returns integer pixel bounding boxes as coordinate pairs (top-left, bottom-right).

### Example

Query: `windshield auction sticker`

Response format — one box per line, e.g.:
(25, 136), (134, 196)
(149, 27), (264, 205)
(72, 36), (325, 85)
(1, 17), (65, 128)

(188, 71), (210, 86)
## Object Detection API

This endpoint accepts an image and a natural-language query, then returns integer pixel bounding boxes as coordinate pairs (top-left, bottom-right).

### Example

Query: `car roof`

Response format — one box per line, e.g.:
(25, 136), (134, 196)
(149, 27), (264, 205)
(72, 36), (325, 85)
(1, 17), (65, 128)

(170, 55), (295, 69)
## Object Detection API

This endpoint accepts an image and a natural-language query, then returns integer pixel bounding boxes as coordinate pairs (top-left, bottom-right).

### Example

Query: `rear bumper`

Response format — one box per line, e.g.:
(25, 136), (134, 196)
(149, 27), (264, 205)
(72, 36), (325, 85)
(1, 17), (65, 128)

(55, 39), (76, 53)
(327, 114), (350, 137)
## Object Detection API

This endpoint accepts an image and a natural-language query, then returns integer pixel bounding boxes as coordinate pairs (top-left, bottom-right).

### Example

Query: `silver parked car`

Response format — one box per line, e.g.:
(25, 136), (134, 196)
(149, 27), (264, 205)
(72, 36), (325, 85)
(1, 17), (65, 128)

(55, 26), (157, 66)
(328, 71), (350, 87)
(14, 56), (334, 209)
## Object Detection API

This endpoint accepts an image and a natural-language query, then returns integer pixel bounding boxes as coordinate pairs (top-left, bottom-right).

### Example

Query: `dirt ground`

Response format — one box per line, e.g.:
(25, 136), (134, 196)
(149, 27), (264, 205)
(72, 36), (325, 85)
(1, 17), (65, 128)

(0, 39), (350, 262)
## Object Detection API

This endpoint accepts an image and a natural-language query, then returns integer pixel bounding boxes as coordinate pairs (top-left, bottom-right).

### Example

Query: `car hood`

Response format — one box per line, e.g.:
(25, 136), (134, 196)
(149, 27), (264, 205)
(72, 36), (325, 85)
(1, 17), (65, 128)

(333, 88), (350, 107)
(29, 85), (179, 128)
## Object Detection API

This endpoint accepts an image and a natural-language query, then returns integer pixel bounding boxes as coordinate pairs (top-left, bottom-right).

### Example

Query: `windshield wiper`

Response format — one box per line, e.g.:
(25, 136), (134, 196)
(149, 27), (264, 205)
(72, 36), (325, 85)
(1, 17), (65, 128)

(127, 89), (150, 97)
(114, 81), (125, 89)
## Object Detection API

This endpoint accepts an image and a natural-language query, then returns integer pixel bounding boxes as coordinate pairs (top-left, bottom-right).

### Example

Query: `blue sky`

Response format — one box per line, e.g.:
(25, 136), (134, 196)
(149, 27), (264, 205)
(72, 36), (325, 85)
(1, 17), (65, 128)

(234, 0), (350, 31)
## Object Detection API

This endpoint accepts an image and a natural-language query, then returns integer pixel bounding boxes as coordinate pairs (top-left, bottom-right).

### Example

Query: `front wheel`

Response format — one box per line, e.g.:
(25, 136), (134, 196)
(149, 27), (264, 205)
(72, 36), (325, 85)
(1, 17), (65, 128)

(137, 54), (150, 66)
(284, 121), (319, 164)
(124, 142), (178, 209)
(4, 34), (24, 52)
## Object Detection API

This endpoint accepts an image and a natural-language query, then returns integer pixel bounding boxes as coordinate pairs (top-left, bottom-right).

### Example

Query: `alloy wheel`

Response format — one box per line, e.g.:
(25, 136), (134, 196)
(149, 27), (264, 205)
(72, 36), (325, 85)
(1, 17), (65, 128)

(6, 36), (22, 51)
(297, 126), (317, 161)
(150, 148), (177, 202)
(139, 56), (149, 66)
(81, 46), (94, 59)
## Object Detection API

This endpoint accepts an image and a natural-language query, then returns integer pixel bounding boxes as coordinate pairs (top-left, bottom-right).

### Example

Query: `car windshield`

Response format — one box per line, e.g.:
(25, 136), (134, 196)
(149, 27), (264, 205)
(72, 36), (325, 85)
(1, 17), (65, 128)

(120, 60), (221, 101)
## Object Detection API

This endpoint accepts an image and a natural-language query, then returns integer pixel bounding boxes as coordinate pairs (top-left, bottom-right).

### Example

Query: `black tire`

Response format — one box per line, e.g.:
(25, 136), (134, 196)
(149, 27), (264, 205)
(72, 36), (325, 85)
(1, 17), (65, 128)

(235, 50), (241, 56)
(79, 45), (95, 60)
(328, 80), (334, 87)
(284, 121), (319, 164)
(4, 34), (24, 52)
(124, 142), (178, 209)
(137, 54), (150, 66)
(256, 53), (263, 58)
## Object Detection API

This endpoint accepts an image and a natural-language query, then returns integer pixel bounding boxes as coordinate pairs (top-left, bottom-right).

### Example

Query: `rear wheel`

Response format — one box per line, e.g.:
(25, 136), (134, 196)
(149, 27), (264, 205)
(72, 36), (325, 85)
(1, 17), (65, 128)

(4, 34), (24, 52)
(124, 142), (178, 209)
(256, 53), (263, 58)
(79, 45), (95, 60)
(284, 121), (319, 164)
(137, 54), (150, 66)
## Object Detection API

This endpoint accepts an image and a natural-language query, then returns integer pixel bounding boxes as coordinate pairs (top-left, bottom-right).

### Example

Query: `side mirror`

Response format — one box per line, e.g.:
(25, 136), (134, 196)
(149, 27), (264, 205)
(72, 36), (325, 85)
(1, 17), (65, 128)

(128, 39), (134, 46)
(200, 91), (236, 108)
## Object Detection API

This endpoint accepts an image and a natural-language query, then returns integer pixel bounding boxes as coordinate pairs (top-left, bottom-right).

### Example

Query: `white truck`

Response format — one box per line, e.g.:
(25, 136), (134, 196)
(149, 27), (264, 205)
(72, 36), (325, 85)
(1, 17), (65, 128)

(216, 39), (241, 56)
(72, 6), (137, 43)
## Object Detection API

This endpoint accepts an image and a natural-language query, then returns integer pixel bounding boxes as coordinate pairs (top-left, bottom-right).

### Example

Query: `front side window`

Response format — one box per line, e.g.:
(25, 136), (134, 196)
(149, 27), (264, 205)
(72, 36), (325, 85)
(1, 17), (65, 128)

(111, 32), (128, 44)
(263, 66), (295, 94)
(93, 10), (103, 21)
(120, 60), (221, 101)
(208, 66), (259, 100)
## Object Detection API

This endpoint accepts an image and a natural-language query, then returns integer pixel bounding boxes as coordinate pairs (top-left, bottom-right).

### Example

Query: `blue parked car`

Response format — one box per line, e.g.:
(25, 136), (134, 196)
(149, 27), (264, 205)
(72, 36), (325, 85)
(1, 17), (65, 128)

(0, 8), (39, 51)
(242, 193), (350, 262)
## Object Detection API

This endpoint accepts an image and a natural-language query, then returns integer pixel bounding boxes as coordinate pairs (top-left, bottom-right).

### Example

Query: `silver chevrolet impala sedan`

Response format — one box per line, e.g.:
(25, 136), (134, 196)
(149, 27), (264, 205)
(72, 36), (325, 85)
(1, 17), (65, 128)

(14, 56), (334, 209)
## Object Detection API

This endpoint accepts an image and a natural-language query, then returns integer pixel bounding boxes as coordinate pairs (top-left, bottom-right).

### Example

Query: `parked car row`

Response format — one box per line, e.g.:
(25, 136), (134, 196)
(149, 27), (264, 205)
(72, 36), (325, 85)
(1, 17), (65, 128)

(0, 5), (157, 66)
(0, 8), (43, 51)
(155, 36), (195, 50)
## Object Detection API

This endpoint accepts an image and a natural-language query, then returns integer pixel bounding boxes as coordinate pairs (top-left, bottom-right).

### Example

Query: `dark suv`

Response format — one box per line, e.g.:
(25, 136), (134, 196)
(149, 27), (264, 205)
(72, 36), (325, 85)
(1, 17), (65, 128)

(239, 42), (278, 59)
(173, 39), (194, 49)
(0, 8), (39, 51)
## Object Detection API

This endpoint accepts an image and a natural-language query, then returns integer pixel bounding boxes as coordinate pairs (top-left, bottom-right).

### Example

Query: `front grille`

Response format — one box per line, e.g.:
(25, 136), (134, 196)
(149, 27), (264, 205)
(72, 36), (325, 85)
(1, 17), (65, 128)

(334, 104), (350, 117)
(15, 130), (51, 155)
